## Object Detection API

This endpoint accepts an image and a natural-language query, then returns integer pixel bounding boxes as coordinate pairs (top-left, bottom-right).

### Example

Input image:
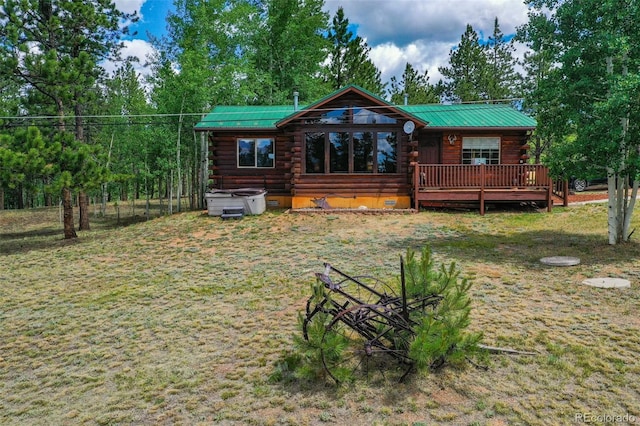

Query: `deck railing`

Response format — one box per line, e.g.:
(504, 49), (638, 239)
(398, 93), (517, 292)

(414, 164), (552, 190)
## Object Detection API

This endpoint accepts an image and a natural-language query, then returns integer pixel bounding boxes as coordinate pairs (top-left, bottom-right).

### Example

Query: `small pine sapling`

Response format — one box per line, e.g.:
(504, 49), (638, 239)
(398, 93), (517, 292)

(404, 246), (483, 370)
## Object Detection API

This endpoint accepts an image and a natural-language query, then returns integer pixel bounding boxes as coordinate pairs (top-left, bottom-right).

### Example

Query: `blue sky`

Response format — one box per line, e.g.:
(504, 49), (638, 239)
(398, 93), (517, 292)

(111, 0), (530, 86)
(125, 0), (174, 42)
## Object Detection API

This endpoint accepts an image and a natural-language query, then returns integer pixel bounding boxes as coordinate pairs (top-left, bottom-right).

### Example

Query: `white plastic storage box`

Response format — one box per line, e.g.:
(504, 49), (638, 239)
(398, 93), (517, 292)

(205, 188), (267, 216)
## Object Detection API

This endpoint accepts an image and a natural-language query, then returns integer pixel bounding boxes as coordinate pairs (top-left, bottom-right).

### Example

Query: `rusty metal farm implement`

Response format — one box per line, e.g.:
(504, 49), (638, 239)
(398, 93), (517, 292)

(303, 260), (443, 383)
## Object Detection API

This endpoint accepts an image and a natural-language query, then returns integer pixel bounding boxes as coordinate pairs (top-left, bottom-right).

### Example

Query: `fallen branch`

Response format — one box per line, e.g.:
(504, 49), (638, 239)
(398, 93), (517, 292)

(479, 344), (538, 356)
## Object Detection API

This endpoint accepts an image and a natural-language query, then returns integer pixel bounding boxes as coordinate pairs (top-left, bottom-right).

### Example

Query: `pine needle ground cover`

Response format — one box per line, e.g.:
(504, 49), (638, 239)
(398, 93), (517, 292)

(1, 204), (639, 425)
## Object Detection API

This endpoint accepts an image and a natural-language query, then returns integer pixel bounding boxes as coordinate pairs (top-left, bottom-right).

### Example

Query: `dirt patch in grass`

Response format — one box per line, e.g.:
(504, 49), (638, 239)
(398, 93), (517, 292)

(0, 203), (638, 425)
(566, 190), (609, 204)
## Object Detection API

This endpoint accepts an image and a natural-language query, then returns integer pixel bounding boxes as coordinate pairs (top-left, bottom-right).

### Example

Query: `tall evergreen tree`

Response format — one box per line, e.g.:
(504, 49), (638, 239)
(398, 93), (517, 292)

(486, 18), (521, 101)
(517, 13), (563, 163)
(0, 0), (135, 237)
(0, 79), (22, 209)
(388, 63), (438, 105)
(439, 24), (489, 102)
(0, 127), (52, 209)
(323, 7), (385, 96)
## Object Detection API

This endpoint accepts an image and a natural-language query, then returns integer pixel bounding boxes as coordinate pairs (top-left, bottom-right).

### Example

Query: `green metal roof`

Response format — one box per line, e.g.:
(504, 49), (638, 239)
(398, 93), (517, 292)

(195, 90), (536, 130)
(194, 105), (301, 130)
(399, 104), (536, 129)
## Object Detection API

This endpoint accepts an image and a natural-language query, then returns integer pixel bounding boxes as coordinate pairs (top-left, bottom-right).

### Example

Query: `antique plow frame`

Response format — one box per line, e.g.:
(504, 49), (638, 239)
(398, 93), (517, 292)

(303, 261), (442, 383)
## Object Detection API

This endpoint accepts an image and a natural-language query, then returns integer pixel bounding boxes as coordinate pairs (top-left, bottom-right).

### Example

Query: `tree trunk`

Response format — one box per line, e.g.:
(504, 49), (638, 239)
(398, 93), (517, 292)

(623, 182), (639, 242)
(16, 185), (24, 209)
(176, 98), (185, 213)
(169, 170), (173, 215)
(200, 128), (208, 209)
(45, 178), (53, 206)
(63, 187), (77, 239)
(101, 183), (107, 217)
(79, 191), (90, 230)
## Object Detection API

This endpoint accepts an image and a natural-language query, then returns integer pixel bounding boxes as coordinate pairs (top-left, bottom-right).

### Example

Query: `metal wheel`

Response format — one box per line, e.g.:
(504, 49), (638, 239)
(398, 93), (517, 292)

(573, 178), (587, 192)
(320, 304), (414, 384)
(303, 274), (398, 341)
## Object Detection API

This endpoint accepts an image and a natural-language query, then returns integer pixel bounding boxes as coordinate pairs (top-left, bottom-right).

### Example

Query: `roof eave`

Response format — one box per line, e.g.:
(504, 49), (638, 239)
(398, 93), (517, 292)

(194, 126), (277, 132)
(424, 126), (536, 131)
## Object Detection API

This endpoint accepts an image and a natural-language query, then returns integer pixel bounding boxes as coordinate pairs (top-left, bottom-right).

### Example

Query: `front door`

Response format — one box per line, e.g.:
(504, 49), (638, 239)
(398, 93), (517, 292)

(419, 132), (441, 164)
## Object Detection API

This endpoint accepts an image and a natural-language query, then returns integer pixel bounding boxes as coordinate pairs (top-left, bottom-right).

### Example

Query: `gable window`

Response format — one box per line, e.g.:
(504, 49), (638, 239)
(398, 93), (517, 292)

(305, 105), (397, 125)
(305, 131), (397, 174)
(462, 137), (500, 165)
(238, 138), (274, 168)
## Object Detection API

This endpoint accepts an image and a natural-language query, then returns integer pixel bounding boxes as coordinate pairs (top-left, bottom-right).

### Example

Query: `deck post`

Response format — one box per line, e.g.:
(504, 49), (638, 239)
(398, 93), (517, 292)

(547, 184), (553, 212)
(563, 180), (569, 207)
(480, 164), (485, 215)
(413, 164), (419, 210)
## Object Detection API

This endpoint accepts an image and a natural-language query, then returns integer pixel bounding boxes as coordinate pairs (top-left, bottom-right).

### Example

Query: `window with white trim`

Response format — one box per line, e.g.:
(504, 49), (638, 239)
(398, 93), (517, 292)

(237, 138), (275, 168)
(462, 137), (500, 165)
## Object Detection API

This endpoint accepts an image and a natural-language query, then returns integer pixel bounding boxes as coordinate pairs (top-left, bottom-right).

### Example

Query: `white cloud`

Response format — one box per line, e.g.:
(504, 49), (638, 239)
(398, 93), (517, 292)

(112, 0), (146, 17)
(324, 0), (531, 85)
(101, 39), (156, 78)
(325, 0), (528, 45)
(370, 40), (455, 88)
(101, 1), (157, 79)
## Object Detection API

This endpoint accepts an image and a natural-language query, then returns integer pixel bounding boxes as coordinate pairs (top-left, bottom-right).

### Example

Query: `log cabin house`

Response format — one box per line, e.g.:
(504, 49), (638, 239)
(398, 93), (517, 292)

(195, 85), (554, 214)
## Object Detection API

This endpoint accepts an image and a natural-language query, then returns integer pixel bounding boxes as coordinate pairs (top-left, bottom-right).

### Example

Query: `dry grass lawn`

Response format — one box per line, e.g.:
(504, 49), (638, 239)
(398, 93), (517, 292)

(0, 202), (639, 425)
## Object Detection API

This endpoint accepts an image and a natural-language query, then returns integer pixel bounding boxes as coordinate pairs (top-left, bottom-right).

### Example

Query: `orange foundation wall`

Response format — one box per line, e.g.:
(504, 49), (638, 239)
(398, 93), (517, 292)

(291, 196), (411, 210)
(264, 195), (293, 209)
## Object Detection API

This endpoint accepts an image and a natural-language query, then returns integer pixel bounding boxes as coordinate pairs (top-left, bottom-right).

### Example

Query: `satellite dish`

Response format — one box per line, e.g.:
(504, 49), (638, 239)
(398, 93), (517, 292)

(403, 120), (415, 134)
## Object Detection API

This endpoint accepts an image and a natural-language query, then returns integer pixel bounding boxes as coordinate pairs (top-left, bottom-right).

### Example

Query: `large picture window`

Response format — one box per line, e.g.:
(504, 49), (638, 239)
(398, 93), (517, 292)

(238, 138), (274, 168)
(353, 132), (374, 172)
(377, 132), (397, 173)
(329, 132), (349, 172)
(305, 131), (397, 174)
(305, 132), (325, 174)
(462, 137), (500, 165)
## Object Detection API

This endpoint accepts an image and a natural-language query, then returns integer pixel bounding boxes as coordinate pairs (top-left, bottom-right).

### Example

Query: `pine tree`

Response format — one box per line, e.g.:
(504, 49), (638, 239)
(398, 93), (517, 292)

(485, 18), (522, 102)
(389, 63), (439, 105)
(517, 12), (563, 163)
(0, 0), (135, 237)
(324, 7), (386, 96)
(439, 24), (489, 102)
(404, 246), (483, 370)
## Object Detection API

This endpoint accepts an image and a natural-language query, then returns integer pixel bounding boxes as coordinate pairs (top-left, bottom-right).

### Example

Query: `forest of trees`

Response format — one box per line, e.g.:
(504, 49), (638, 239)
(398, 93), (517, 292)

(1, 0), (638, 243)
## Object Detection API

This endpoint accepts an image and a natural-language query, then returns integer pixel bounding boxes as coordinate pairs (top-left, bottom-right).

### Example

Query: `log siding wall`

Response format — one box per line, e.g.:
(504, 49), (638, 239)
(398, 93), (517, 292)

(208, 132), (293, 194)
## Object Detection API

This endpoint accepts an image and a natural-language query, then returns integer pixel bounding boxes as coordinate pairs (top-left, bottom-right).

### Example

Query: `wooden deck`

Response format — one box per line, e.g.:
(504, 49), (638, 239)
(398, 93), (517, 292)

(413, 164), (556, 214)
